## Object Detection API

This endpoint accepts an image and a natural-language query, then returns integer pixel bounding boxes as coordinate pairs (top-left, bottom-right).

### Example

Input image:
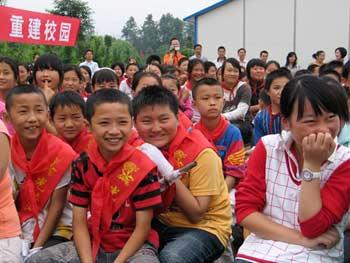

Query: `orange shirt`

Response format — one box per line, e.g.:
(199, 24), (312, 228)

(163, 52), (184, 66)
(0, 120), (21, 238)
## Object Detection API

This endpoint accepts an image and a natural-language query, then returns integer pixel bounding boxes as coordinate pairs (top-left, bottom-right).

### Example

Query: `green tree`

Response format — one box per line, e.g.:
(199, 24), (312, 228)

(48, 0), (94, 38)
(159, 13), (184, 46)
(122, 17), (141, 50)
(140, 14), (160, 55)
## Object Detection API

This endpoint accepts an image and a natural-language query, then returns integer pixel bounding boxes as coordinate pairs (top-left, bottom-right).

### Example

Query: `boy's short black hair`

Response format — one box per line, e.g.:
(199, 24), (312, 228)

(281, 75), (349, 122)
(162, 65), (177, 75)
(84, 49), (93, 56)
(260, 50), (269, 56)
(295, 69), (311, 78)
(307, 64), (320, 74)
(132, 85), (179, 119)
(192, 78), (222, 100)
(86, 88), (132, 123)
(91, 68), (118, 87)
(265, 68), (292, 91)
(33, 54), (63, 84)
(49, 91), (86, 119)
(146, 55), (161, 65)
(319, 68), (342, 83)
(5, 85), (47, 112)
(161, 74), (180, 90)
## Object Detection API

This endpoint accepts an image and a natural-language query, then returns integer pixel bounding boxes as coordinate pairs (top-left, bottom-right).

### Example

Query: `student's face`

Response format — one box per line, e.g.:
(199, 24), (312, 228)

(134, 104), (178, 149)
(316, 52), (325, 63)
(283, 99), (340, 151)
(206, 66), (217, 80)
(52, 105), (86, 143)
(8, 93), (48, 142)
(62, 71), (81, 92)
(179, 60), (189, 72)
(18, 65), (29, 85)
(0, 62), (16, 94)
(250, 66), (265, 82)
(190, 64), (205, 82)
(288, 55), (296, 64)
(162, 79), (179, 98)
(194, 46), (202, 55)
(134, 76), (160, 96)
(267, 77), (289, 106)
(85, 51), (93, 61)
(113, 66), (123, 78)
(238, 50), (246, 60)
(80, 68), (90, 83)
(193, 84), (224, 119)
(35, 68), (61, 91)
(93, 81), (118, 92)
(90, 102), (132, 161)
(218, 48), (225, 58)
(126, 65), (138, 80)
(335, 50), (342, 60)
(266, 63), (279, 75)
(223, 63), (240, 85)
(260, 53), (268, 63)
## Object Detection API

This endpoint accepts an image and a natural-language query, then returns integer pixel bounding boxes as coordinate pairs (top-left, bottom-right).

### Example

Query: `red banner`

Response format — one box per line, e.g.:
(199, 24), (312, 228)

(0, 6), (80, 46)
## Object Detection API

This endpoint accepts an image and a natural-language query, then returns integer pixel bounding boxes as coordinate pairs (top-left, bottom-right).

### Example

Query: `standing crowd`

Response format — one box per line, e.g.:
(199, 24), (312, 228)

(0, 37), (350, 263)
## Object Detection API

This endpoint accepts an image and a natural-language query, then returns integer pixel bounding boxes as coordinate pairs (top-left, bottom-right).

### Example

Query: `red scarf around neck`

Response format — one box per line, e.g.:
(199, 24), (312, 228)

(87, 141), (156, 259)
(60, 128), (94, 153)
(195, 116), (229, 146)
(11, 130), (76, 241)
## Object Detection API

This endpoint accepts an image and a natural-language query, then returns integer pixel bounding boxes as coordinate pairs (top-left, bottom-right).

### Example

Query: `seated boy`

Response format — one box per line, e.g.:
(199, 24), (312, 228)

(193, 78), (245, 190)
(133, 86), (232, 263)
(5, 86), (76, 258)
(253, 68), (292, 145)
(27, 88), (162, 263)
(50, 91), (93, 153)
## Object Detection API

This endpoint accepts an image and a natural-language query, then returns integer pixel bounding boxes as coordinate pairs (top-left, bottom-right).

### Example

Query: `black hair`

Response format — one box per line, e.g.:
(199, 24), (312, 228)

(0, 56), (19, 82)
(335, 47), (347, 59)
(63, 64), (83, 81)
(285, 52), (298, 68)
(280, 75), (349, 122)
(312, 50), (324, 60)
(221, 58), (241, 81)
(192, 77), (222, 100)
(132, 85), (179, 119)
(237, 48), (246, 53)
(147, 63), (164, 75)
(246, 58), (266, 80)
(204, 61), (217, 73)
(111, 62), (125, 76)
(266, 60), (281, 71)
(169, 37), (179, 44)
(17, 62), (30, 72)
(146, 55), (161, 65)
(194, 44), (202, 49)
(178, 57), (189, 67)
(79, 65), (92, 79)
(131, 71), (162, 91)
(162, 65), (178, 75)
(343, 64), (350, 79)
(188, 58), (205, 81)
(125, 63), (139, 72)
(307, 64), (320, 74)
(322, 60), (344, 72)
(33, 54), (63, 84)
(49, 90), (86, 119)
(295, 69), (311, 78)
(5, 85), (47, 112)
(218, 46), (226, 51)
(265, 68), (292, 91)
(86, 88), (132, 122)
(260, 50), (268, 56)
(161, 74), (180, 90)
(319, 68), (342, 83)
(84, 49), (93, 56)
(91, 68), (118, 87)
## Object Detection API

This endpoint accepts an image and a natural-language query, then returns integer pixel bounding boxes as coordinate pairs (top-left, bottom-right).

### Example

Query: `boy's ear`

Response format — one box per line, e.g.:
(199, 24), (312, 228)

(282, 117), (290, 131)
(2, 111), (11, 124)
(86, 121), (92, 132)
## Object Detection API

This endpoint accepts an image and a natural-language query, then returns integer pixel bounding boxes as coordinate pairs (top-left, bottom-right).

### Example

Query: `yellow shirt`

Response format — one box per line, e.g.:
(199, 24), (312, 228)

(159, 148), (232, 246)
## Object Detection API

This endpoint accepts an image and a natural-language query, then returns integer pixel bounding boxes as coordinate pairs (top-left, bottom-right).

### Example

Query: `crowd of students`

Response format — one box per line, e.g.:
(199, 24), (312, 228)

(0, 40), (350, 263)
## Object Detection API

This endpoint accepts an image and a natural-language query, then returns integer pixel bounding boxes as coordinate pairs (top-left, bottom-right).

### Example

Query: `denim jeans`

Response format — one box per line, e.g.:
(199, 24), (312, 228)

(153, 219), (225, 263)
(26, 241), (159, 263)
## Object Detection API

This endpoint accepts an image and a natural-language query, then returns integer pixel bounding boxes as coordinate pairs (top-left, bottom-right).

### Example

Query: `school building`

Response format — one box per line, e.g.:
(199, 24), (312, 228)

(184, 0), (350, 68)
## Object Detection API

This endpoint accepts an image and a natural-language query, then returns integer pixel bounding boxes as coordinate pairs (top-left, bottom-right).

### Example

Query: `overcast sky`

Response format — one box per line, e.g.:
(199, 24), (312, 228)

(6, 0), (218, 37)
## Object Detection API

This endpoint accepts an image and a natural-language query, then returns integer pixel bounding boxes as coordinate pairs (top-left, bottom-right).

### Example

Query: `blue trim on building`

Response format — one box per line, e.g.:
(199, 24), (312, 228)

(183, 0), (232, 21)
(194, 16), (198, 44)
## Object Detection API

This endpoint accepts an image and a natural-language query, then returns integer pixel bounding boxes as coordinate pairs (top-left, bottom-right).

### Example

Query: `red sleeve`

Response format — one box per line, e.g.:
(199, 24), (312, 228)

(235, 140), (267, 224)
(69, 159), (91, 207)
(223, 139), (245, 179)
(299, 159), (350, 238)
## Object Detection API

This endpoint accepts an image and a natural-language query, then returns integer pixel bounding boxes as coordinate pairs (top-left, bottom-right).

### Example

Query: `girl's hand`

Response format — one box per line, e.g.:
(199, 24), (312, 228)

(302, 132), (335, 171)
(42, 80), (55, 103)
(300, 226), (340, 249)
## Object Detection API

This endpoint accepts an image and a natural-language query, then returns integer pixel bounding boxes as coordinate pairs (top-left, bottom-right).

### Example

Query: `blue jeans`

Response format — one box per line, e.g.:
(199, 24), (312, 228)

(153, 219), (225, 263)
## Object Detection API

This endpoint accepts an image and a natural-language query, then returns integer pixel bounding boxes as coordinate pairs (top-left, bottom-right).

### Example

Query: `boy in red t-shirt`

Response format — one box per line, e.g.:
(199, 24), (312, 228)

(27, 88), (162, 263)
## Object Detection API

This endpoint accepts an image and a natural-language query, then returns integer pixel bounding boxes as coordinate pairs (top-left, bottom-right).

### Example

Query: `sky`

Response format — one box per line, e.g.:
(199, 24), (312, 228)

(6, 0), (219, 37)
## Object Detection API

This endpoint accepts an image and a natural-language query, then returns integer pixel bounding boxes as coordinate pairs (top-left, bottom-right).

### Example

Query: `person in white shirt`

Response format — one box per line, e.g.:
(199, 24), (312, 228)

(79, 49), (99, 75)
(237, 48), (247, 68)
(215, 46), (226, 69)
(189, 44), (207, 62)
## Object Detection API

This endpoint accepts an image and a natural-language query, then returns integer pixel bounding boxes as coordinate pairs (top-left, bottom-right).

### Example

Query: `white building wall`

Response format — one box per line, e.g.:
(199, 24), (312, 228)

(192, 0), (350, 69)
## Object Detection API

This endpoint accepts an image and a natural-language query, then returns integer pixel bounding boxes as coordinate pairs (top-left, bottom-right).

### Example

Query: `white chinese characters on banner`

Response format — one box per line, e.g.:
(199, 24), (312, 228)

(44, 20), (57, 41)
(28, 18), (41, 40)
(59, 22), (71, 42)
(9, 15), (24, 38)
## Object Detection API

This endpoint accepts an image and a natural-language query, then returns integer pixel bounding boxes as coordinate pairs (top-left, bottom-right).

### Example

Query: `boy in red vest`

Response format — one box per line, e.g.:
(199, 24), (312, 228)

(50, 91), (93, 153)
(133, 86), (232, 263)
(5, 85), (76, 260)
(27, 88), (162, 263)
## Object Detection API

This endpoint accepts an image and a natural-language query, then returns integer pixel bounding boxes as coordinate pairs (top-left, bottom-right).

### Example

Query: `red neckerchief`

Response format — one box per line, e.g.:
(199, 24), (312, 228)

(12, 130), (76, 241)
(184, 80), (193, 91)
(60, 128), (94, 154)
(87, 141), (155, 260)
(126, 78), (132, 88)
(267, 105), (281, 134)
(195, 116), (229, 146)
(128, 129), (144, 147)
(249, 80), (264, 97)
(160, 125), (213, 209)
(178, 110), (192, 129)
